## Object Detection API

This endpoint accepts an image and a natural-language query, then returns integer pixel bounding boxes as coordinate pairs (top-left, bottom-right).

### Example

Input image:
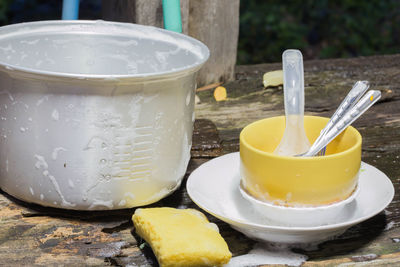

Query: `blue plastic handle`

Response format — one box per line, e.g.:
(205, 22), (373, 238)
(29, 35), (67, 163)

(62, 0), (80, 20)
(162, 0), (182, 33)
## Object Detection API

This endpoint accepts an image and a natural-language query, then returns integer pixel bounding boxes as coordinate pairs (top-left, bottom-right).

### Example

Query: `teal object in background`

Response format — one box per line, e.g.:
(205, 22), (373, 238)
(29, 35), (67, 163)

(62, 0), (80, 20)
(162, 0), (182, 33)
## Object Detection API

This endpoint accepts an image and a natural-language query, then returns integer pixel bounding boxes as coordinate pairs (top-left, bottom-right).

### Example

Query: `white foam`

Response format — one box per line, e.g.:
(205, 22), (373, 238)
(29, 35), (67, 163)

(51, 109), (59, 121)
(118, 199), (127, 206)
(225, 243), (307, 267)
(88, 199), (114, 209)
(51, 147), (67, 160)
(384, 221), (395, 231)
(34, 154), (75, 207)
(124, 192), (135, 200)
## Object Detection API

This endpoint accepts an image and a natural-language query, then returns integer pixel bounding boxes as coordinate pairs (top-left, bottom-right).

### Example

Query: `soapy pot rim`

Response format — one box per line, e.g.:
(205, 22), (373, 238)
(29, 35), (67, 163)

(0, 20), (210, 83)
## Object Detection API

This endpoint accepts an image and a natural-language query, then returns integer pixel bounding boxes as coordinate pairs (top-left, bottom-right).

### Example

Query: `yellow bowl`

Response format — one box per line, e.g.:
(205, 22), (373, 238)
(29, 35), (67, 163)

(240, 116), (362, 206)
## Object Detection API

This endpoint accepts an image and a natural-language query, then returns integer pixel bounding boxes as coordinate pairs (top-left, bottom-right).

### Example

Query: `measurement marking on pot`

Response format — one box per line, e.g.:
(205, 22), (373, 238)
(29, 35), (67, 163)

(131, 163), (151, 171)
(84, 136), (108, 150)
(131, 150), (153, 158)
(114, 171), (151, 181)
(132, 143), (153, 151)
(135, 125), (153, 130)
(130, 156), (152, 164)
(130, 170), (151, 177)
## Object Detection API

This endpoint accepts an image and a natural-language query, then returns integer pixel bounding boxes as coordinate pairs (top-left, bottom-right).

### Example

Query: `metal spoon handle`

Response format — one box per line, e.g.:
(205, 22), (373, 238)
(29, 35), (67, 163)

(303, 90), (381, 157)
(314, 81), (369, 145)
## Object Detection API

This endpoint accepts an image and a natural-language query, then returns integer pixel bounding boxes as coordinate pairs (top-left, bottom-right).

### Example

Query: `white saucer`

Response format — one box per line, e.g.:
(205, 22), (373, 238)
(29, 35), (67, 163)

(186, 152), (394, 244)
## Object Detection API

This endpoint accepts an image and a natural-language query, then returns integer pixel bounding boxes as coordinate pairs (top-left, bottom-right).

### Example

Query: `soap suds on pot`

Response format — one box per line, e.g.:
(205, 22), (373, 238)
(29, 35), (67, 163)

(51, 147), (67, 160)
(34, 154), (75, 207)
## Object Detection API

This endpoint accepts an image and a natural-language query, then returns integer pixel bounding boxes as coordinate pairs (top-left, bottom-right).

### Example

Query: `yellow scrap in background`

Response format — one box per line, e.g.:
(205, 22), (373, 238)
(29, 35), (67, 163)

(214, 86), (227, 101)
(263, 70), (283, 87)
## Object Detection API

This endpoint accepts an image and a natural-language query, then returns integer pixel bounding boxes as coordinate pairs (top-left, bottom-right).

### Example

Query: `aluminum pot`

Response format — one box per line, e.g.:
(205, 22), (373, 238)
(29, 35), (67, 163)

(0, 20), (209, 210)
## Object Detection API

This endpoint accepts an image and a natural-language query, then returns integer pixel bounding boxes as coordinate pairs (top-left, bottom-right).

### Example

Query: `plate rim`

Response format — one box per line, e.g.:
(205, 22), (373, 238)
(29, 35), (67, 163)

(186, 152), (395, 233)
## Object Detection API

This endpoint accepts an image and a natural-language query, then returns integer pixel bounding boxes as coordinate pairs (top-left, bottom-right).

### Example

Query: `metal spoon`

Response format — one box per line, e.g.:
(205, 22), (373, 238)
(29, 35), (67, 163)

(315, 80), (370, 155)
(274, 49), (310, 156)
(299, 89), (381, 157)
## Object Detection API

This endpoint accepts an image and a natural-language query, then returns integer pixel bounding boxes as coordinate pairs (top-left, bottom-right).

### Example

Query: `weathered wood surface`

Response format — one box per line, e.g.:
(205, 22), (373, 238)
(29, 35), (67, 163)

(102, 0), (240, 86)
(188, 0), (240, 86)
(0, 54), (399, 266)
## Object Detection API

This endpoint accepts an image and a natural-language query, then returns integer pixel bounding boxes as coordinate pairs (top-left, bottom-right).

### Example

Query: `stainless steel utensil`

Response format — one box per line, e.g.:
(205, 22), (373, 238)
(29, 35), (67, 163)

(299, 90), (381, 157)
(316, 81), (370, 155)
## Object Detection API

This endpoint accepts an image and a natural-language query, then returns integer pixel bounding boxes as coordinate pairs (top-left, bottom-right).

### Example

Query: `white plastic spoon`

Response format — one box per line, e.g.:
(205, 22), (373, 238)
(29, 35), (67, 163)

(274, 49), (310, 156)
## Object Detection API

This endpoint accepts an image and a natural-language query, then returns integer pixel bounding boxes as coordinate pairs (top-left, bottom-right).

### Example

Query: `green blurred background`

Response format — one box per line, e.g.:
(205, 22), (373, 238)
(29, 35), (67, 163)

(0, 0), (399, 64)
(238, 0), (400, 64)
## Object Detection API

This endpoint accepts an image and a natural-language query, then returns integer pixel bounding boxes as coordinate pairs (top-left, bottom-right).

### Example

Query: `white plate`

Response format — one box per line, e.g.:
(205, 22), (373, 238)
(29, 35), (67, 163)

(186, 152), (395, 244)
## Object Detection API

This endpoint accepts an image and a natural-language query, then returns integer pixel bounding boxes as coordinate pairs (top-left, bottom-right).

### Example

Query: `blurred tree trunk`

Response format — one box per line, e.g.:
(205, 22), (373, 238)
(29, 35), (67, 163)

(188, 0), (240, 85)
(102, 0), (240, 86)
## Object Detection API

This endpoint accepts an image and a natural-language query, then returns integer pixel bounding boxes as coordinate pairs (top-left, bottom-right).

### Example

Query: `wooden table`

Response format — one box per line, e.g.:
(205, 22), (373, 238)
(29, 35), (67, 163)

(1, 54), (399, 266)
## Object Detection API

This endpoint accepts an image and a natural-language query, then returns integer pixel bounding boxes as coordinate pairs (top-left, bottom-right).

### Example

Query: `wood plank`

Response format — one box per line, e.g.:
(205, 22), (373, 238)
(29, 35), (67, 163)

(102, 0), (163, 27)
(189, 0), (240, 86)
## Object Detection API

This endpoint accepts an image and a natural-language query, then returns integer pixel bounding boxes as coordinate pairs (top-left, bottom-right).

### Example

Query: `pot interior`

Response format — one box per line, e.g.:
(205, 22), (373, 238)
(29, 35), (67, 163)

(0, 21), (209, 78)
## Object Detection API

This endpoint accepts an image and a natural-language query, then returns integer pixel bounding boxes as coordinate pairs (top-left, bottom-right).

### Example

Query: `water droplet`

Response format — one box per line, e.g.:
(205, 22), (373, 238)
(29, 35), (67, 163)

(167, 184), (176, 191)
(100, 159), (107, 165)
(51, 109), (59, 121)
(29, 187), (34, 196)
(186, 91), (191, 106)
(40, 194), (44, 200)
(102, 142), (108, 149)
(20, 127), (26, 132)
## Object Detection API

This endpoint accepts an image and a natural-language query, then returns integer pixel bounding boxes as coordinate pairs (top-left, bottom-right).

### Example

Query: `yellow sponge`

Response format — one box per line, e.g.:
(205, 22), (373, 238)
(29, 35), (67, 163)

(132, 207), (232, 267)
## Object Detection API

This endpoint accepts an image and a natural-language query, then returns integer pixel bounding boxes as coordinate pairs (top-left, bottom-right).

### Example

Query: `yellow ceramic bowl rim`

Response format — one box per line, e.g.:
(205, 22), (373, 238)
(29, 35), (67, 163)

(240, 116), (362, 162)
